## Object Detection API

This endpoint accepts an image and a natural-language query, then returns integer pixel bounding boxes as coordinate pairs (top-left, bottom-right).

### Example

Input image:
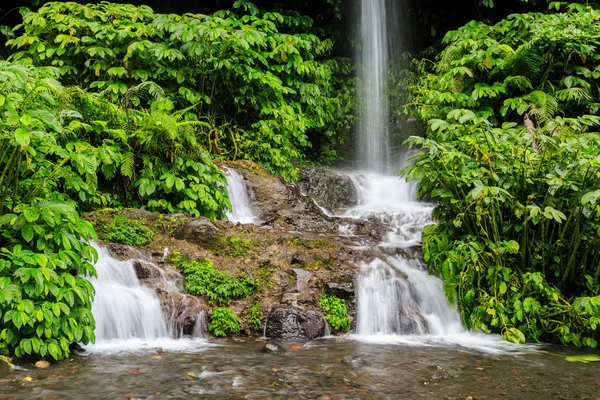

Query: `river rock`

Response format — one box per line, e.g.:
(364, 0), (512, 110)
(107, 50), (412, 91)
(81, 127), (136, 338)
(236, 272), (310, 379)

(34, 360), (50, 369)
(262, 343), (284, 354)
(174, 218), (220, 247)
(265, 308), (326, 340)
(0, 356), (13, 378)
(298, 169), (357, 211)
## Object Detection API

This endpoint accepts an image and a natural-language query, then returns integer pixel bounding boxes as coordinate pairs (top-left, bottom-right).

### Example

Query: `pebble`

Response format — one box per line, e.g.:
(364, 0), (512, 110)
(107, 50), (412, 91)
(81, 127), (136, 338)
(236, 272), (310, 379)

(34, 361), (50, 369)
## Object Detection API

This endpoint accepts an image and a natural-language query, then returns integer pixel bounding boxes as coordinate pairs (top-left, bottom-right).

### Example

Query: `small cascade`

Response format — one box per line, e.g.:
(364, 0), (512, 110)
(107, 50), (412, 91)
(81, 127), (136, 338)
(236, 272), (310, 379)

(90, 244), (168, 342)
(224, 168), (259, 224)
(192, 310), (208, 338)
(85, 244), (212, 353)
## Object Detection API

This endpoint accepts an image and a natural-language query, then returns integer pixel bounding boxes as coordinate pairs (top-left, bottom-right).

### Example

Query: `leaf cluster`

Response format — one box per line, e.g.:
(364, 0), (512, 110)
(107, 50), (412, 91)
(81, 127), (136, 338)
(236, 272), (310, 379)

(319, 294), (350, 332)
(208, 307), (241, 337)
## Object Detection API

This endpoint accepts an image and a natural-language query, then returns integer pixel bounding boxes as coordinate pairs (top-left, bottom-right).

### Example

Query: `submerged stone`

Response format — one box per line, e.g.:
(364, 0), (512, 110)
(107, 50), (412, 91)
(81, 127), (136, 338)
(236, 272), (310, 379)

(265, 308), (326, 340)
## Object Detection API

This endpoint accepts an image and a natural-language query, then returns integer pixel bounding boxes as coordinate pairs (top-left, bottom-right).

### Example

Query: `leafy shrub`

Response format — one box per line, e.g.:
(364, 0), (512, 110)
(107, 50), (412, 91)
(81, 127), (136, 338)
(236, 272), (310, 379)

(248, 302), (263, 332)
(176, 258), (254, 305)
(0, 200), (97, 360)
(406, 7), (600, 346)
(320, 294), (350, 332)
(208, 308), (241, 337)
(101, 215), (155, 247)
(8, 1), (356, 179)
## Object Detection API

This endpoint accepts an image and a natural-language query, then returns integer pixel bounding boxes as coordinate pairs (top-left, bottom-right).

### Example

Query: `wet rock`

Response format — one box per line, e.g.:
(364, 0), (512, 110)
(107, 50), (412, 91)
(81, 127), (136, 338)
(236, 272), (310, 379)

(325, 281), (354, 301)
(262, 343), (284, 354)
(174, 218), (220, 247)
(34, 360), (50, 369)
(0, 356), (13, 378)
(104, 242), (145, 261)
(298, 169), (358, 211)
(133, 260), (163, 280)
(265, 308), (326, 340)
(281, 268), (313, 306)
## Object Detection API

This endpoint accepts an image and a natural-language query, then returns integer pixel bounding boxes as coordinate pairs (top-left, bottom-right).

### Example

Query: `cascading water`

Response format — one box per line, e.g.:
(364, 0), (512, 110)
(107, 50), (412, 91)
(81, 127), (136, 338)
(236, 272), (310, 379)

(224, 168), (259, 224)
(85, 244), (212, 353)
(349, 1), (517, 352)
(90, 244), (169, 342)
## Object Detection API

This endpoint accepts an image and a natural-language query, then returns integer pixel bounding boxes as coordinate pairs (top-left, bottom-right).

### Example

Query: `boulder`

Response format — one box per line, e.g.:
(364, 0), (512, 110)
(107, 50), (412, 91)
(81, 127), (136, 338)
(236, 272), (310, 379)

(173, 218), (220, 247)
(265, 308), (326, 340)
(298, 169), (357, 211)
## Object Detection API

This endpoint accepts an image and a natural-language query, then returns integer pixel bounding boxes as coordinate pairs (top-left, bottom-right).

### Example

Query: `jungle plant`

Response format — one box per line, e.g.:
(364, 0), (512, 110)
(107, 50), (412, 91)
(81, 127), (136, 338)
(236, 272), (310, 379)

(8, 1), (356, 179)
(320, 294), (350, 332)
(405, 6), (600, 346)
(208, 307), (241, 337)
(228, 236), (253, 257)
(176, 258), (254, 305)
(101, 214), (155, 247)
(247, 301), (263, 332)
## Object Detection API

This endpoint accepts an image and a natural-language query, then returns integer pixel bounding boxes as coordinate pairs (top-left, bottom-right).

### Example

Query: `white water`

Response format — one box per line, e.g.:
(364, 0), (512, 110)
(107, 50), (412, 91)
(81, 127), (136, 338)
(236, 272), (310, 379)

(85, 244), (212, 354)
(343, 174), (528, 354)
(225, 168), (259, 225)
(357, 0), (390, 173)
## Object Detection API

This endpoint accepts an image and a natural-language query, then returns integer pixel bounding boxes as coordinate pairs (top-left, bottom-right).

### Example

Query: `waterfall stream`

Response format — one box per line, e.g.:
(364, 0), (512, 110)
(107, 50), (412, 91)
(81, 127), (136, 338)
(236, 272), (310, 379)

(85, 244), (211, 354)
(224, 168), (259, 225)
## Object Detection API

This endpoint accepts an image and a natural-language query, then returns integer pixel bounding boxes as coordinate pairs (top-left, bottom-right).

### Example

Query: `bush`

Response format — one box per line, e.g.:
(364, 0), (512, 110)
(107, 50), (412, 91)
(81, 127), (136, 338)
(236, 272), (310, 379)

(176, 258), (254, 305)
(0, 200), (97, 360)
(405, 7), (600, 347)
(320, 294), (350, 332)
(248, 302), (263, 332)
(208, 308), (241, 337)
(102, 214), (155, 247)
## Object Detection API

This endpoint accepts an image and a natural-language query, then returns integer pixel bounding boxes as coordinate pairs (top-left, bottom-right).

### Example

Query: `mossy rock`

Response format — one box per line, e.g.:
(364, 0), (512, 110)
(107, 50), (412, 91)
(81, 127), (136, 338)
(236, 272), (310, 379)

(0, 356), (13, 379)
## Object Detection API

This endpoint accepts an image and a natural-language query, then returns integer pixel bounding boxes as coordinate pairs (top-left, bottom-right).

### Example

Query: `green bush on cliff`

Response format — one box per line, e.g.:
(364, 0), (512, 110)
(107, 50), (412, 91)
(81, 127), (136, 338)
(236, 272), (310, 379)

(208, 308), (241, 337)
(176, 258), (254, 305)
(101, 215), (155, 247)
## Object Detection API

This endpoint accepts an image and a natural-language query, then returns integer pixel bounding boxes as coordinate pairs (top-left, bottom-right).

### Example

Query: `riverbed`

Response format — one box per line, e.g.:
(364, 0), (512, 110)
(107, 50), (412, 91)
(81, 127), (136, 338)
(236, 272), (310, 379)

(1, 338), (598, 399)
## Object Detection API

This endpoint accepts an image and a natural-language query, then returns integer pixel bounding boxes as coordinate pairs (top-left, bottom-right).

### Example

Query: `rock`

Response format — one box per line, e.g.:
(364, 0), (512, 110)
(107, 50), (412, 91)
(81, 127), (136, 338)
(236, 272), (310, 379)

(265, 308), (326, 340)
(34, 360), (50, 369)
(262, 343), (284, 354)
(104, 243), (145, 261)
(281, 268), (313, 306)
(298, 169), (357, 211)
(325, 281), (354, 301)
(133, 260), (163, 280)
(173, 218), (220, 247)
(0, 356), (13, 379)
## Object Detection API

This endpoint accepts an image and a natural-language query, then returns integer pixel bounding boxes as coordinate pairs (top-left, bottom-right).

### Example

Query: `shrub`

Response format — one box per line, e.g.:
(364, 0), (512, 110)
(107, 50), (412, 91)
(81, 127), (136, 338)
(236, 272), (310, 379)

(176, 258), (254, 305)
(248, 302), (263, 332)
(102, 214), (155, 247)
(208, 308), (241, 337)
(320, 294), (350, 332)
(0, 200), (97, 360)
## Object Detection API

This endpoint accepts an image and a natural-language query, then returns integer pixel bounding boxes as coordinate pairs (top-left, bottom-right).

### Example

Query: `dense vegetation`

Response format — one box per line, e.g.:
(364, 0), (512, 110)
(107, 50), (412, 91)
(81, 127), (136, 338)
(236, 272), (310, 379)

(405, 3), (600, 347)
(0, 1), (355, 359)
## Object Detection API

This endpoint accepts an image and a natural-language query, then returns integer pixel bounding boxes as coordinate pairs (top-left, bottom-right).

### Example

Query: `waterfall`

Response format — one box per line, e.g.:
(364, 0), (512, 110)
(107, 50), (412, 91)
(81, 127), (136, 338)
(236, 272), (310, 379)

(224, 168), (259, 224)
(357, 0), (391, 173)
(349, 0), (471, 341)
(85, 244), (211, 353)
(90, 244), (169, 342)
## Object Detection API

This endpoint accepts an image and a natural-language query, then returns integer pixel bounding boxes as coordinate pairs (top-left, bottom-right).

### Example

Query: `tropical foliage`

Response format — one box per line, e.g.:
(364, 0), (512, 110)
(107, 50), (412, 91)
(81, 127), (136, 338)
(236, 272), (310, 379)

(8, 1), (355, 179)
(208, 307), (242, 337)
(320, 294), (351, 332)
(405, 5), (600, 347)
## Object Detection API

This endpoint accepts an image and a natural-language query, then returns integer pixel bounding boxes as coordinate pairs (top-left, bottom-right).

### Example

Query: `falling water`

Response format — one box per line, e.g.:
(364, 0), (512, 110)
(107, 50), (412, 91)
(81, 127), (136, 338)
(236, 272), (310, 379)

(192, 310), (208, 337)
(85, 244), (212, 353)
(224, 168), (259, 224)
(90, 244), (169, 342)
(357, 0), (391, 173)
